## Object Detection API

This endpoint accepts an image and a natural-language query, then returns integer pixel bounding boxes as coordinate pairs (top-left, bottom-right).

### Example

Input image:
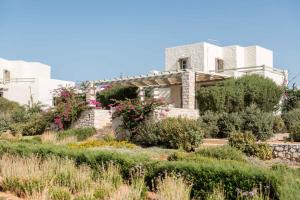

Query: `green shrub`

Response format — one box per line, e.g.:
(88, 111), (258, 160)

(217, 112), (242, 138)
(145, 160), (279, 200)
(273, 115), (286, 133)
(282, 108), (300, 132)
(228, 132), (256, 155)
(57, 127), (96, 141)
(49, 187), (71, 200)
(253, 143), (273, 160)
(197, 75), (282, 113)
(96, 85), (138, 109)
(228, 132), (272, 160)
(199, 111), (219, 138)
(0, 97), (23, 114)
(135, 118), (204, 151)
(289, 123), (300, 142)
(21, 114), (48, 136)
(195, 146), (246, 162)
(241, 105), (274, 140)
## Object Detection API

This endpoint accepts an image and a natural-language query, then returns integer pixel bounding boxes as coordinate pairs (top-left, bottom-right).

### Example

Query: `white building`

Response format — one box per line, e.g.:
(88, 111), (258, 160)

(0, 58), (75, 107)
(93, 42), (288, 115)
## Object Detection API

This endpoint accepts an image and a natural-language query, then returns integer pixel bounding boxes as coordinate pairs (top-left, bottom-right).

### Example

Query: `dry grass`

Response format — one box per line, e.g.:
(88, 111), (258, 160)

(156, 174), (192, 200)
(40, 131), (77, 145)
(0, 154), (123, 199)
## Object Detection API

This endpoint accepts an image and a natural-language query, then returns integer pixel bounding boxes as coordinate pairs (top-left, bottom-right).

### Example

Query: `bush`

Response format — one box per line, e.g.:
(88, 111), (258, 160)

(112, 98), (164, 140)
(199, 111), (219, 138)
(96, 85), (138, 109)
(229, 132), (272, 160)
(282, 108), (300, 132)
(195, 146), (246, 162)
(289, 123), (300, 142)
(241, 105), (274, 140)
(135, 118), (204, 151)
(0, 141), (298, 200)
(217, 112), (242, 138)
(0, 97), (23, 114)
(57, 128), (96, 141)
(228, 132), (256, 155)
(273, 115), (286, 133)
(20, 114), (48, 136)
(197, 75), (283, 113)
(53, 86), (87, 130)
(253, 143), (273, 160)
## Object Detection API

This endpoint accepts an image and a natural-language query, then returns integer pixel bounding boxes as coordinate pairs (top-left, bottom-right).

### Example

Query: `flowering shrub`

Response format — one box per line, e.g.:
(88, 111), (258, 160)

(53, 87), (87, 130)
(89, 99), (102, 108)
(112, 98), (164, 139)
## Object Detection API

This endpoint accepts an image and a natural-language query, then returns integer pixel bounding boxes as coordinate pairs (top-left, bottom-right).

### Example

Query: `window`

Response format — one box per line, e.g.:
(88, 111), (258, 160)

(179, 58), (189, 70)
(3, 70), (10, 83)
(215, 58), (224, 72)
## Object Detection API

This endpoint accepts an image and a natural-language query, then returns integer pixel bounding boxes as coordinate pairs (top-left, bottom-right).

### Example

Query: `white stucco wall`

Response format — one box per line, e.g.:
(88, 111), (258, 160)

(165, 43), (274, 72)
(37, 79), (75, 107)
(0, 58), (74, 107)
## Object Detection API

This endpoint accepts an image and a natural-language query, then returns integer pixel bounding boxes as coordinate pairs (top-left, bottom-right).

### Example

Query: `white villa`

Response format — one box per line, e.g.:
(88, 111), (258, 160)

(93, 42), (288, 116)
(0, 58), (74, 107)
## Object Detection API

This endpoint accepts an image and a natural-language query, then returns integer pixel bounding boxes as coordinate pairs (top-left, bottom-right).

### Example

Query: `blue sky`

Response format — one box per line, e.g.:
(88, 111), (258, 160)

(0, 0), (299, 84)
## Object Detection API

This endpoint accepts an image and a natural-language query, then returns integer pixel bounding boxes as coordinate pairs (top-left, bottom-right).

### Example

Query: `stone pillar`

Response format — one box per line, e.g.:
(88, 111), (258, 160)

(181, 70), (196, 109)
(138, 87), (145, 101)
(153, 87), (160, 99)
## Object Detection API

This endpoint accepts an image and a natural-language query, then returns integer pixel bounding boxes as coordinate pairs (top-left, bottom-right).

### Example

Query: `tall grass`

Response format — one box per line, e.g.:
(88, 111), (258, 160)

(0, 154), (124, 199)
(156, 174), (192, 200)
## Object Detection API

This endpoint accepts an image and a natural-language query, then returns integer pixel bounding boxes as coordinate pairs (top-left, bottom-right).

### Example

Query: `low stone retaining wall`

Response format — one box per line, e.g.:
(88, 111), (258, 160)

(271, 143), (300, 162)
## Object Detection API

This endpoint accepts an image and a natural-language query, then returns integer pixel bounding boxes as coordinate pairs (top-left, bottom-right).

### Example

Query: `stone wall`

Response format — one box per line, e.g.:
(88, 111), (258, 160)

(271, 143), (300, 162)
(73, 109), (112, 130)
(154, 107), (200, 120)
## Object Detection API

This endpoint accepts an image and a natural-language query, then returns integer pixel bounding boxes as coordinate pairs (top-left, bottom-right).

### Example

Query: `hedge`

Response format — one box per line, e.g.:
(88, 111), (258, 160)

(0, 141), (298, 199)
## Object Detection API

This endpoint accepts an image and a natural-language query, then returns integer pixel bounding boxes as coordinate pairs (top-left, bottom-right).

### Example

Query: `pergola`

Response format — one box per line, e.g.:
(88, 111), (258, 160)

(93, 70), (227, 88)
(92, 70), (228, 109)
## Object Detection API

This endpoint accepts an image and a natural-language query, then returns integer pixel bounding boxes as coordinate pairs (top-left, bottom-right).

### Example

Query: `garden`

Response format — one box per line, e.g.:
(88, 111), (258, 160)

(0, 75), (299, 200)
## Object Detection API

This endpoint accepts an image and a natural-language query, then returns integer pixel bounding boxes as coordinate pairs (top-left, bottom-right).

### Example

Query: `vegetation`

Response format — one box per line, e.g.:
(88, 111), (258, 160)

(195, 146), (246, 162)
(96, 85), (138, 109)
(282, 108), (300, 132)
(273, 115), (286, 133)
(112, 98), (164, 140)
(197, 75), (283, 113)
(134, 118), (204, 151)
(57, 127), (96, 141)
(282, 86), (300, 112)
(53, 86), (87, 130)
(241, 105), (274, 140)
(200, 106), (274, 140)
(289, 123), (300, 142)
(228, 132), (272, 160)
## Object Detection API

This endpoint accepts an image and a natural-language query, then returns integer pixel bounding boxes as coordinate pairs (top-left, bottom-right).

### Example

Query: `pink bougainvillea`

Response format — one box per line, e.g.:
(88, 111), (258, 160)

(89, 99), (102, 108)
(112, 98), (165, 139)
(53, 86), (87, 130)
